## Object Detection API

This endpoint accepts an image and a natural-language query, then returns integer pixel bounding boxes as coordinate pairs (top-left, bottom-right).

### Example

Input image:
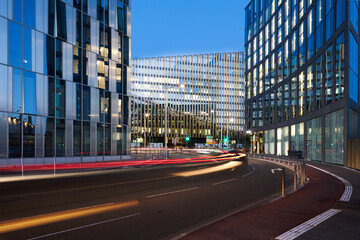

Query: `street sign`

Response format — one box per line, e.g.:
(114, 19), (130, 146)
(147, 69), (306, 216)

(206, 136), (213, 144)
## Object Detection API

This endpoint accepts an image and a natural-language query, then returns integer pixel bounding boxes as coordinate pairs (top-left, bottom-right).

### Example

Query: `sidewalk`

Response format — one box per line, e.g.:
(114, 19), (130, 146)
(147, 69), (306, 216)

(180, 161), (359, 240)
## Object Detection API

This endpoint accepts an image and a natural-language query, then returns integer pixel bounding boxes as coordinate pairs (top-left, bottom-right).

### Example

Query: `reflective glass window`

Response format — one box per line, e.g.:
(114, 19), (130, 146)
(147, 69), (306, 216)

(73, 120), (81, 156)
(83, 121), (90, 156)
(8, 21), (22, 68)
(325, 46), (332, 105)
(23, 27), (32, 71)
(13, 0), (22, 23)
(23, 114), (35, 158)
(97, 123), (104, 155)
(316, 55), (323, 109)
(23, 0), (35, 28)
(13, 68), (22, 113)
(335, 32), (344, 100)
(349, 32), (359, 103)
(307, 65), (313, 112)
(350, 0), (359, 34)
(24, 71), (36, 115)
(9, 113), (21, 158)
(45, 117), (55, 157)
(56, 118), (65, 156)
(56, 79), (65, 118)
(83, 86), (91, 121)
(56, 0), (67, 40)
(325, 109), (344, 164)
(336, 0), (345, 29)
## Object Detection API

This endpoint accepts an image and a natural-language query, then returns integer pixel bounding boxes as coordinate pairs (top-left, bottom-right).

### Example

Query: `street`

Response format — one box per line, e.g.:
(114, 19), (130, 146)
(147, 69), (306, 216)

(0, 159), (293, 240)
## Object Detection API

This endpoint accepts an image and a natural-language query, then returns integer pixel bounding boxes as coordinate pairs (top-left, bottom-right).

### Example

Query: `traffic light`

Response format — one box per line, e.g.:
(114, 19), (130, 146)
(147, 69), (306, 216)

(185, 136), (190, 141)
(223, 138), (229, 143)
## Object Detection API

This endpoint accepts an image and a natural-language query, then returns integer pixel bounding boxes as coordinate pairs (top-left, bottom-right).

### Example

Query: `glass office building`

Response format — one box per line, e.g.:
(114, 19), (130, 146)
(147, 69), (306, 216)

(131, 52), (246, 146)
(245, 0), (360, 166)
(0, 0), (131, 172)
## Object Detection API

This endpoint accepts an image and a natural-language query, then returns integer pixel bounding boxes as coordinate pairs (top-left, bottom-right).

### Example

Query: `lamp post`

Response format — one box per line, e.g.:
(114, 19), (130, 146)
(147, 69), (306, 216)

(227, 117), (234, 149)
(165, 84), (185, 159)
(144, 113), (150, 148)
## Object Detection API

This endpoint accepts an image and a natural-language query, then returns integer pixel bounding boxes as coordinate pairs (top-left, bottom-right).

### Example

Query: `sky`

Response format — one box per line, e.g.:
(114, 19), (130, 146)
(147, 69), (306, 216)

(131, 0), (248, 58)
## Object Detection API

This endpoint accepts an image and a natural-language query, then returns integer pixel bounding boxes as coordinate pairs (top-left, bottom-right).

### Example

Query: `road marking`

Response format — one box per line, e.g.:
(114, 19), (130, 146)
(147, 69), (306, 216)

(0, 176), (173, 200)
(173, 161), (243, 177)
(212, 178), (237, 185)
(26, 213), (141, 240)
(275, 209), (341, 240)
(276, 164), (353, 240)
(146, 187), (199, 198)
(241, 164), (256, 178)
(0, 200), (139, 234)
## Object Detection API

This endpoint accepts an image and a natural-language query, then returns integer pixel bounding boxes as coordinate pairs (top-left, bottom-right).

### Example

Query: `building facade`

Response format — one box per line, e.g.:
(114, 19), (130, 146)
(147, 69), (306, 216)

(131, 52), (246, 147)
(245, 0), (360, 166)
(0, 0), (131, 172)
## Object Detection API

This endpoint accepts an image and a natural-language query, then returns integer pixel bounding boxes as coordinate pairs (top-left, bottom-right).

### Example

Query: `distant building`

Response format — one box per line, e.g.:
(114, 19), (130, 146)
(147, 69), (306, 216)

(0, 0), (131, 172)
(131, 52), (246, 147)
(245, 0), (360, 167)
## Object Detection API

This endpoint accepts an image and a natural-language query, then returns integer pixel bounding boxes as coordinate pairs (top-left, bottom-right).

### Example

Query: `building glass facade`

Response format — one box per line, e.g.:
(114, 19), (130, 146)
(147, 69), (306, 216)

(245, 0), (360, 166)
(131, 53), (245, 146)
(0, 0), (131, 173)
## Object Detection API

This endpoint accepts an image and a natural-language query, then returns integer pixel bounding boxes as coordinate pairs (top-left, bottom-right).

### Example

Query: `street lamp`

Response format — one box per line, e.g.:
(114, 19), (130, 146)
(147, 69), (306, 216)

(227, 117), (234, 149)
(144, 113), (150, 148)
(164, 84), (185, 159)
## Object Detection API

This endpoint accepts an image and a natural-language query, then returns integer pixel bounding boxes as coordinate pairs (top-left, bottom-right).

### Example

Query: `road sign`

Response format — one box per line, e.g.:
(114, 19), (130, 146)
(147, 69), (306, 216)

(206, 136), (213, 144)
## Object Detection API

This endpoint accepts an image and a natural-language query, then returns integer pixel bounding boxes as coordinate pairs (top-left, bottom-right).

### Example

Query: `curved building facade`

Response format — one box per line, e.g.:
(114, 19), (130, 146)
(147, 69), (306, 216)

(0, 0), (131, 173)
(131, 52), (246, 147)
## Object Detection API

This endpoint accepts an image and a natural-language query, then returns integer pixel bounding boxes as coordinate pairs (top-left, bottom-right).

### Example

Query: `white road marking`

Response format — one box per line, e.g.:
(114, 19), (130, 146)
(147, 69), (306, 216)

(275, 164), (353, 240)
(275, 209), (341, 240)
(241, 164), (256, 178)
(1, 176), (173, 200)
(26, 213), (141, 240)
(212, 178), (237, 185)
(146, 187), (199, 198)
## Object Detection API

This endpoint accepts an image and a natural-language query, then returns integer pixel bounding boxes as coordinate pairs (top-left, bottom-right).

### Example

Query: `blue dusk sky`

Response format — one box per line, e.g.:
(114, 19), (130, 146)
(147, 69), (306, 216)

(131, 0), (248, 58)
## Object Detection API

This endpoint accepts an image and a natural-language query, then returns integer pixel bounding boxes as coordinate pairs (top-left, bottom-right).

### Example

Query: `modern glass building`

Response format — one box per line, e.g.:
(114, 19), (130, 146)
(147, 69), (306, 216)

(245, 0), (360, 166)
(0, 0), (131, 172)
(131, 52), (246, 147)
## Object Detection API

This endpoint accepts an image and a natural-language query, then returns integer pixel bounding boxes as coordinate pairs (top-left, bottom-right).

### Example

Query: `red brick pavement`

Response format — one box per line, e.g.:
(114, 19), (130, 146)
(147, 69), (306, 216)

(182, 166), (344, 240)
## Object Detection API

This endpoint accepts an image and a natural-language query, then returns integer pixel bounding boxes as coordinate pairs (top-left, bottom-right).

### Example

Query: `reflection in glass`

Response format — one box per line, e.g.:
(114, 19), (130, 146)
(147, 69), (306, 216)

(56, 79), (65, 118)
(24, 71), (36, 115)
(13, 68), (22, 113)
(45, 117), (55, 157)
(83, 121), (90, 156)
(56, 118), (65, 156)
(23, 114), (35, 158)
(9, 113), (21, 158)
(9, 21), (22, 68)
(23, 0), (35, 28)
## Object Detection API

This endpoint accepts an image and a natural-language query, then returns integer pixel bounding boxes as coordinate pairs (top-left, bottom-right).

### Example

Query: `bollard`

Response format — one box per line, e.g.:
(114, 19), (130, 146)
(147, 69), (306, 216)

(294, 164), (297, 190)
(282, 167), (285, 197)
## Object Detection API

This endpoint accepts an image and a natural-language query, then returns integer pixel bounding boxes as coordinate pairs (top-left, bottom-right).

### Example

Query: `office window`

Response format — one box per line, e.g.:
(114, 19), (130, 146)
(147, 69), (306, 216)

(9, 114), (21, 158)
(278, 46), (283, 82)
(24, 71), (36, 115)
(8, 21), (22, 68)
(336, 0), (345, 29)
(284, 39), (290, 78)
(335, 32), (344, 100)
(325, 0), (334, 42)
(56, 79), (66, 118)
(299, 22), (305, 66)
(291, 30), (297, 73)
(23, 114), (35, 158)
(284, 82), (289, 120)
(291, 77), (297, 118)
(350, 0), (359, 34)
(277, 86), (283, 122)
(299, 71), (305, 116)
(307, 117), (321, 161)
(23, 0), (35, 28)
(325, 109), (344, 164)
(349, 32), (359, 103)
(13, 68), (22, 113)
(316, 55), (323, 109)
(316, 0), (323, 51)
(325, 46), (332, 105)
(56, 0), (67, 40)
(44, 117), (55, 157)
(56, 118), (65, 157)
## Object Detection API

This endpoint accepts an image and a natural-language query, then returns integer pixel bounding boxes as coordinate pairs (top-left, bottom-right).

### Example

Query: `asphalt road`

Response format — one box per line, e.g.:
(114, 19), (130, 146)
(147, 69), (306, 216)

(0, 159), (294, 240)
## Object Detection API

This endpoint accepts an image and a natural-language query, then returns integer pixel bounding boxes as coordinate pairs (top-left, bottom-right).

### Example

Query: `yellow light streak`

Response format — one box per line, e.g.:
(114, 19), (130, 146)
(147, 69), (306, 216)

(173, 161), (243, 177)
(0, 200), (139, 234)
